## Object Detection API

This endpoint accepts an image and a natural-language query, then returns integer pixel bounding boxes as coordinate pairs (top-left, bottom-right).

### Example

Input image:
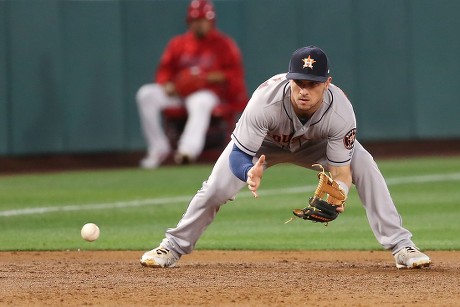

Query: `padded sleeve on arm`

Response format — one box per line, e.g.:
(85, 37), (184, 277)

(229, 144), (254, 182)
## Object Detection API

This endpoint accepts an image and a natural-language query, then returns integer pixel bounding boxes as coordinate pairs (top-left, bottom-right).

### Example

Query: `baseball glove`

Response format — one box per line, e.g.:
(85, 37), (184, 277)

(287, 164), (347, 225)
(174, 67), (207, 97)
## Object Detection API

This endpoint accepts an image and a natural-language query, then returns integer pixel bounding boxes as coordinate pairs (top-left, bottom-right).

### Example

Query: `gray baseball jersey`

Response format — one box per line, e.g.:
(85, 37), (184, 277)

(232, 73), (356, 167)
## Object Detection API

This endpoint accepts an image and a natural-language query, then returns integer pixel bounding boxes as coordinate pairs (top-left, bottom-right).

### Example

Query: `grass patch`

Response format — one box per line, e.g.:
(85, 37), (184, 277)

(1, 156), (460, 251)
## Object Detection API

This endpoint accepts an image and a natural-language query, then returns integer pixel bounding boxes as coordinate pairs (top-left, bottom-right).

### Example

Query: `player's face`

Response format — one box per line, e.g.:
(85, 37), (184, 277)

(290, 78), (331, 117)
(189, 19), (213, 39)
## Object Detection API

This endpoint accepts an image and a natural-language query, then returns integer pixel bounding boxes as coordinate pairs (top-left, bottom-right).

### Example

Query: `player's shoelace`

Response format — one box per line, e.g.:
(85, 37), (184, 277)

(155, 247), (176, 266)
(405, 247), (417, 254)
(155, 247), (171, 256)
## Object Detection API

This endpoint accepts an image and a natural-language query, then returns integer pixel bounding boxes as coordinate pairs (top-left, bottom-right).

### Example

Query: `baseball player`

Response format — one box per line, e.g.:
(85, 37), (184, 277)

(140, 45), (431, 269)
(136, 0), (248, 169)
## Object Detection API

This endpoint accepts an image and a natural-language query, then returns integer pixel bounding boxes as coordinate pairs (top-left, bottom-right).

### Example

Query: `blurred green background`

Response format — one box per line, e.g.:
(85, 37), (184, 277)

(1, 156), (459, 251)
(1, 0), (460, 156)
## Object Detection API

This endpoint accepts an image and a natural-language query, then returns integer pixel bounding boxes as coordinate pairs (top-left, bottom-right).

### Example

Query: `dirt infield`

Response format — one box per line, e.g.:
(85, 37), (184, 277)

(1, 250), (459, 306)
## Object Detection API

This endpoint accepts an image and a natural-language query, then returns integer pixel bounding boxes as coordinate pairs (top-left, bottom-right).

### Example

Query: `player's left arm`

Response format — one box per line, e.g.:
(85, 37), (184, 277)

(327, 164), (352, 213)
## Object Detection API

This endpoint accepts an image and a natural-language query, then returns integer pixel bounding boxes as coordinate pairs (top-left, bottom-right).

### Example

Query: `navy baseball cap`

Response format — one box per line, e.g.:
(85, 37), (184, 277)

(286, 45), (330, 82)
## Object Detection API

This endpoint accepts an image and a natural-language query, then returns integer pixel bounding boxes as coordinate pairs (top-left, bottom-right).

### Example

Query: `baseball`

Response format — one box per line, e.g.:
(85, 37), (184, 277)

(81, 223), (100, 242)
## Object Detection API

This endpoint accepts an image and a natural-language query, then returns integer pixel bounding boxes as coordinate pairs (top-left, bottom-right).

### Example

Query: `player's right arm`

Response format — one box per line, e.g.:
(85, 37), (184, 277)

(229, 74), (286, 196)
(229, 91), (268, 197)
(229, 145), (265, 198)
(246, 155), (265, 198)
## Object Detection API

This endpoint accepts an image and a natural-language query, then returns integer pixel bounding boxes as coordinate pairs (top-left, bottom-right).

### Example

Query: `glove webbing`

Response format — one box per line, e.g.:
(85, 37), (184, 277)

(285, 164), (347, 224)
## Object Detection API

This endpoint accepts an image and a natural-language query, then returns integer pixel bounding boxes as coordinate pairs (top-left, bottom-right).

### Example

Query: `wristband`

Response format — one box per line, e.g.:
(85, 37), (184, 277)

(335, 180), (349, 196)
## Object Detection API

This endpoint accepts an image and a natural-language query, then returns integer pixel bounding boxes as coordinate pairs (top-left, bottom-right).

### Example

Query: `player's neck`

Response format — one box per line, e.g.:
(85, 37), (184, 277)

(292, 100), (323, 120)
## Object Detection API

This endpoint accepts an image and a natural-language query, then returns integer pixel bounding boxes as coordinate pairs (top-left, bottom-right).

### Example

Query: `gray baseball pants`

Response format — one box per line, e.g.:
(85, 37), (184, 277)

(161, 140), (415, 258)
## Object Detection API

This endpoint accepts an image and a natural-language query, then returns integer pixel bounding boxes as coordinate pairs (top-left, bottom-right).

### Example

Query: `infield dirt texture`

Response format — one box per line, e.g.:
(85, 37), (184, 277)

(1, 250), (460, 306)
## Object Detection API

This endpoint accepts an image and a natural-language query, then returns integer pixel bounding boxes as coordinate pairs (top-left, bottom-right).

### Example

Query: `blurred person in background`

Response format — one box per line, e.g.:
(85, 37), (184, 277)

(136, 0), (248, 169)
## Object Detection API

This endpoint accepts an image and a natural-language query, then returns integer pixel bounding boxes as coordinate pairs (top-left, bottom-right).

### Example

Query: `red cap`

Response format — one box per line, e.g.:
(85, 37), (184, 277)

(186, 0), (216, 22)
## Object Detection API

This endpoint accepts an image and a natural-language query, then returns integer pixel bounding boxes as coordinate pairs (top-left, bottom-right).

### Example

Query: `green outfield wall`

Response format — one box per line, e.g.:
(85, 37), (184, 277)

(1, 0), (459, 156)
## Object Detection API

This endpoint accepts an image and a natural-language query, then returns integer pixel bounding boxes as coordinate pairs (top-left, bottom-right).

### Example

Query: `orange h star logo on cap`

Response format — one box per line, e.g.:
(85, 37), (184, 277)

(302, 55), (316, 69)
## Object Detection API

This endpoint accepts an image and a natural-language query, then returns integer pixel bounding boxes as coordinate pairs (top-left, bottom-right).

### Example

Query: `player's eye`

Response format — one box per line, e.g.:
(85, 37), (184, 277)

(294, 80), (304, 87)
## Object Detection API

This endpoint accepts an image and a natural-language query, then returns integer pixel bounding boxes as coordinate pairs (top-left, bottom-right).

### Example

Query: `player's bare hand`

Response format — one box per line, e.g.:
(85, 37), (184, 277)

(246, 155), (265, 198)
(336, 205), (345, 213)
(163, 82), (176, 96)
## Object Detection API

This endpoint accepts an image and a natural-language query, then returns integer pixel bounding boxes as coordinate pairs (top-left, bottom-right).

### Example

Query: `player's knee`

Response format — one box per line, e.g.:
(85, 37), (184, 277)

(136, 84), (162, 106)
(186, 91), (218, 112)
(136, 85), (149, 103)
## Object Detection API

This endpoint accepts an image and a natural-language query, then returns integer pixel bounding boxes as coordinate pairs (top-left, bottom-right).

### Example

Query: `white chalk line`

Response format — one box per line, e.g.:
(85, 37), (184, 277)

(1, 172), (460, 217)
